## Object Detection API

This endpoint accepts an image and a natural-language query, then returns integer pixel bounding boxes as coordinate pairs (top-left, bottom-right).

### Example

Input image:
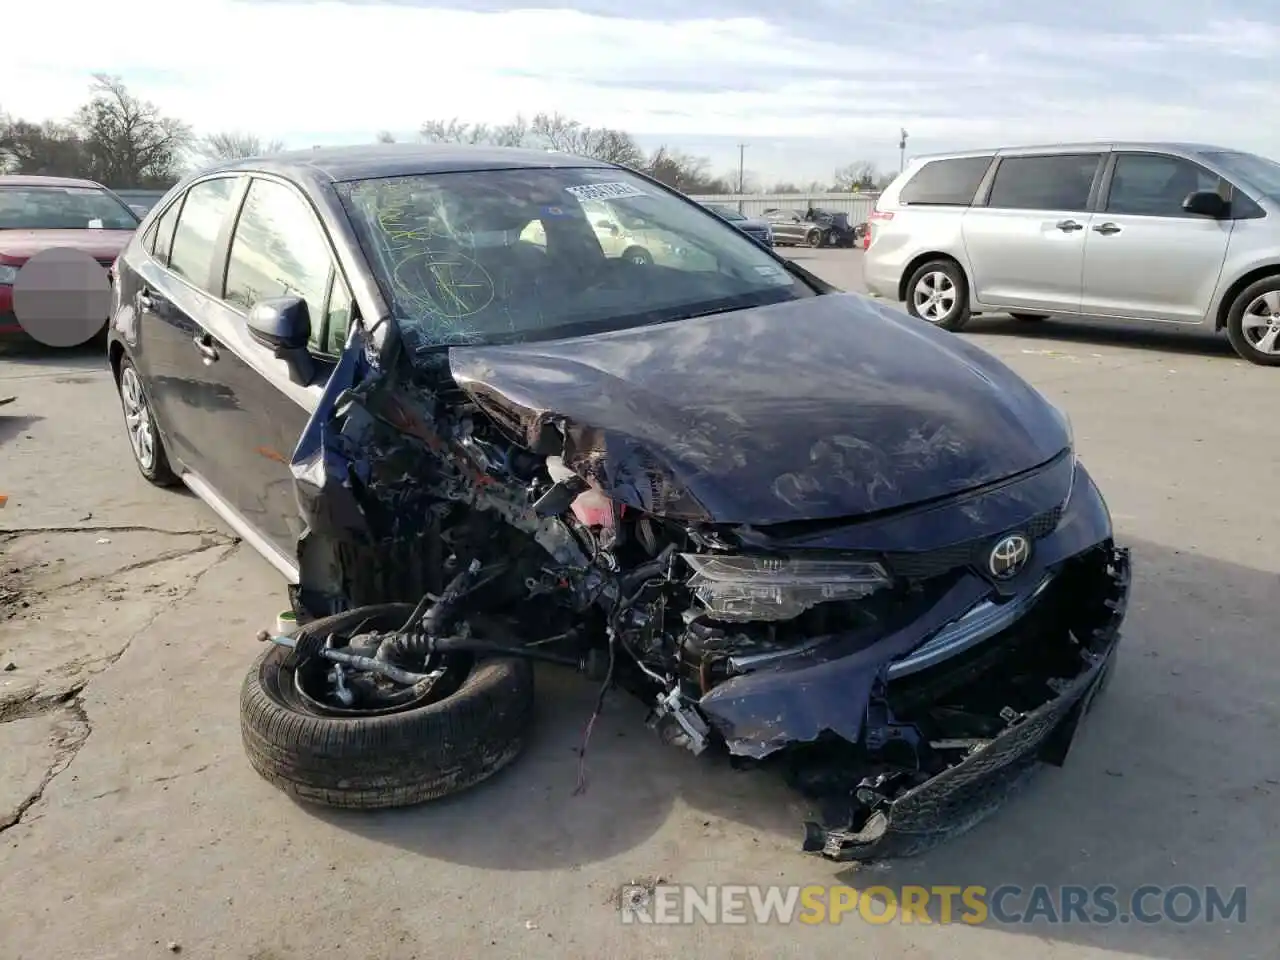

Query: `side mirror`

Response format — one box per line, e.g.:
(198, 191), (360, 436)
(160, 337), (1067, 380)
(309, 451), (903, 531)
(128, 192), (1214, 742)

(247, 296), (316, 385)
(1182, 190), (1230, 218)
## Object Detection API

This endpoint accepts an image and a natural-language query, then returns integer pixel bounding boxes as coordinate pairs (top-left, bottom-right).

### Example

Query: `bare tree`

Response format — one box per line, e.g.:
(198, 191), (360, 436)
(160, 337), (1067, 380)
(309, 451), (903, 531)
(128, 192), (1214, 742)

(198, 130), (285, 163)
(643, 146), (730, 193)
(832, 160), (879, 191)
(0, 118), (86, 177)
(529, 112), (643, 166)
(71, 74), (192, 187)
(375, 130), (397, 144)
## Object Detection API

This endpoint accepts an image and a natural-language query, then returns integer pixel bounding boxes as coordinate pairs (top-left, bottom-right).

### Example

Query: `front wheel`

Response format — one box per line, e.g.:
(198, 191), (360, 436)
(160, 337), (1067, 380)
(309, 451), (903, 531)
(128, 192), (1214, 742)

(240, 604), (535, 809)
(621, 245), (653, 266)
(1226, 276), (1280, 366)
(905, 260), (971, 332)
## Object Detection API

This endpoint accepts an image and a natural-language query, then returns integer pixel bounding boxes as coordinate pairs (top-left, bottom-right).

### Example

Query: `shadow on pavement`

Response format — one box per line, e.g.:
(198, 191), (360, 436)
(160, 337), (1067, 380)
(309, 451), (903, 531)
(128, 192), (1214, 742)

(0, 339), (112, 371)
(0, 414), (44, 449)
(966, 315), (1241, 361)
(314, 535), (1275, 958)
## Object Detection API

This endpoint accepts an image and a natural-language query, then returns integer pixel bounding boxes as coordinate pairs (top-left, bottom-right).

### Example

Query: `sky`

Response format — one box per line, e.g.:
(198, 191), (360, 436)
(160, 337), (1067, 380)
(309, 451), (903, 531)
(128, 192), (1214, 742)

(5, 0), (1280, 186)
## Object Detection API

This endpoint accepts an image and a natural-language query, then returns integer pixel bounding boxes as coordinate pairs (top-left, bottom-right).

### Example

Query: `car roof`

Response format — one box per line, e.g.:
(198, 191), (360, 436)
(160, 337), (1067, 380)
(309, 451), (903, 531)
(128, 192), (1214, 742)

(0, 174), (109, 189)
(197, 143), (616, 183)
(909, 141), (1240, 162)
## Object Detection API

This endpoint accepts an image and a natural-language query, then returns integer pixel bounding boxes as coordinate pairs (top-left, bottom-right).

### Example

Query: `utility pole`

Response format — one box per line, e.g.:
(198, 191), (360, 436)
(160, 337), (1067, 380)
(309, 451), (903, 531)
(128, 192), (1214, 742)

(737, 143), (747, 212)
(899, 129), (909, 173)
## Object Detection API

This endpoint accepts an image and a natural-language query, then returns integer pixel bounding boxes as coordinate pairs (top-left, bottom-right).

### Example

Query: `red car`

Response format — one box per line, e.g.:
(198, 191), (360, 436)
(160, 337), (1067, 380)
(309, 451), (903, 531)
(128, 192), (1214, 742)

(0, 174), (143, 343)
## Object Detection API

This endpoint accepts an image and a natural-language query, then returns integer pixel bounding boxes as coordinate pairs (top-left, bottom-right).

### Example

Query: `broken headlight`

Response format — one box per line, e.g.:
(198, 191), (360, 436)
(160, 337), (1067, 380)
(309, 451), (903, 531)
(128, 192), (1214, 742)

(681, 554), (891, 622)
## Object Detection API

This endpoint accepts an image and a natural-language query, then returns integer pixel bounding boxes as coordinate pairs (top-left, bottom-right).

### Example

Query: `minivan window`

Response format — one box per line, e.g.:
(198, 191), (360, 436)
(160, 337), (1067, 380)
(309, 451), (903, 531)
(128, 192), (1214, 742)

(167, 178), (238, 289)
(1106, 153), (1225, 217)
(898, 156), (992, 206)
(223, 178), (334, 352)
(1199, 149), (1280, 203)
(986, 154), (1103, 211)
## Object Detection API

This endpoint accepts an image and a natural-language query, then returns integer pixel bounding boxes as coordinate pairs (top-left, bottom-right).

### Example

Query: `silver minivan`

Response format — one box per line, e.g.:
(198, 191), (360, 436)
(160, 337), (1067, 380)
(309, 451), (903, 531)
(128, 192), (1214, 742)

(863, 141), (1280, 366)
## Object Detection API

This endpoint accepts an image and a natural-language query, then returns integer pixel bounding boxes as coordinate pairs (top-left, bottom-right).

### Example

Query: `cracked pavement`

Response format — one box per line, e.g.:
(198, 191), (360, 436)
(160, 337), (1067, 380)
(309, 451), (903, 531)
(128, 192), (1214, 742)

(1, 254), (1276, 959)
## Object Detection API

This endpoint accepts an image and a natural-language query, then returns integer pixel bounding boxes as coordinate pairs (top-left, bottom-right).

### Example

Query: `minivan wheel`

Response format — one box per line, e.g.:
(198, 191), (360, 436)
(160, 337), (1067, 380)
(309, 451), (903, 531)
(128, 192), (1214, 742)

(1226, 277), (1280, 366)
(116, 358), (179, 486)
(906, 260), (971, 331)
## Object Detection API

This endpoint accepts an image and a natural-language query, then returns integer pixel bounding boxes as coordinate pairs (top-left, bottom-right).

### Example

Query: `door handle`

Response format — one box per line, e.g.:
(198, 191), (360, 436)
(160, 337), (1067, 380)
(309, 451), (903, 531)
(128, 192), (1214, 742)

(1093, 222), (1122, 235)
(137, 289), (155, 310)
(1055, 220), (1085, 233)
(192, 333), (220, 364)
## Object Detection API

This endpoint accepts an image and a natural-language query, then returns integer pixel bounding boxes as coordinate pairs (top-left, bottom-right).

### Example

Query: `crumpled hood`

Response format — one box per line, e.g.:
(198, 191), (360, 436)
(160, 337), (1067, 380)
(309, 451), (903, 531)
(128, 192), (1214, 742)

(448, 292), (1069, 524)
(0, 229), (133, 262)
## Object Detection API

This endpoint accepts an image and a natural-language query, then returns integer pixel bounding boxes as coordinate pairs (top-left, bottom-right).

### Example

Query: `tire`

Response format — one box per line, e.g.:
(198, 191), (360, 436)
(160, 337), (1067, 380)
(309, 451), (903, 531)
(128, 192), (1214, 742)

(1009, 312), (1048, 322)
(115, 356), (179, 486)
(621, 246), (653, 266)
(1225, 275), (1280, 366)
(806, 229), (824, 248)
(905, 259), (971, 332)
(240, 603), (535, 809)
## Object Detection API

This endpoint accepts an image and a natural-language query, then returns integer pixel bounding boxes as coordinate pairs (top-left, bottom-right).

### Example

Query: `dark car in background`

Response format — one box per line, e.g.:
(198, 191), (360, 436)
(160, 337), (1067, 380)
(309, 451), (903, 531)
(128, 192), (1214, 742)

(0, 174), (141, 341)
(807, 207), (858, 247)
(106, 144), (1128, 863)
(700, 201), (774, 247)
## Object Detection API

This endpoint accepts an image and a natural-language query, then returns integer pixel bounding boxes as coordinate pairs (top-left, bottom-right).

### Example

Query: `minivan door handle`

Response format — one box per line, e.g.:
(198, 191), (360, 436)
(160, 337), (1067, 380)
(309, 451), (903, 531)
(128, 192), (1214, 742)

(1055, 219), (1085, 233)
(1093, 222), (1122, 235)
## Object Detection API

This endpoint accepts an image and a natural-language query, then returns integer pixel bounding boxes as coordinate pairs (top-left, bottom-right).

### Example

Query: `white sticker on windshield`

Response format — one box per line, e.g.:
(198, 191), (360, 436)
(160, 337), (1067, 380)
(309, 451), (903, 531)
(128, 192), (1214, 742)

(565, 182), (647, 202)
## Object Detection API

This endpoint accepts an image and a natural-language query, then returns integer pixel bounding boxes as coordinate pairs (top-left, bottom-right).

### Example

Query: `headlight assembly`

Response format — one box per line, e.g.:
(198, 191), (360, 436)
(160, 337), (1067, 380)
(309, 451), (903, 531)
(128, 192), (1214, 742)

(681, 554), (891, 622)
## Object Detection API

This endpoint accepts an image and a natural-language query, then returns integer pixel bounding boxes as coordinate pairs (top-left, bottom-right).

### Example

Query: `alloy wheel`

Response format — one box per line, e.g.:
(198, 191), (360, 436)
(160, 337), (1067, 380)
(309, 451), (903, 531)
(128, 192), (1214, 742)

(1241, 290), (1280, 356)
(913, 271), (958, 324)
(119, 366), (156, 472)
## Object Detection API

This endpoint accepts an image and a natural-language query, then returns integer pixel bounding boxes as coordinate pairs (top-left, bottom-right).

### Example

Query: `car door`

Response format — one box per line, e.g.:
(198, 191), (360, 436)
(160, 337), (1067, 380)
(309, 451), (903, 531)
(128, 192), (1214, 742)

(764, 210), (801, 243)
(135, 175), (243, 474)
(961, 151), (1107, 313)
(189, 175), (354, 572)
(1078, 151), (1234, 323)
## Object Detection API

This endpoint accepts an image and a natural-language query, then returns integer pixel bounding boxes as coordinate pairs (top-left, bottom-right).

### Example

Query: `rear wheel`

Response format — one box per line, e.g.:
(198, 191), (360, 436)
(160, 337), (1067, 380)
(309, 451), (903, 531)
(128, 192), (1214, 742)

(806, 229), (825, 248)
(905, 260), (971, 332)
(1226, 276), (1280, 366)
(116, 358), (178, 486)
(621, 246), (653, 266)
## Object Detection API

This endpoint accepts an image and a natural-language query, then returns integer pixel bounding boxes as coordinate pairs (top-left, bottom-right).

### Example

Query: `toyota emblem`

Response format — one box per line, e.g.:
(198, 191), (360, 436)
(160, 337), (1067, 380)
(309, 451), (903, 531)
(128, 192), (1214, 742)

(988, 533), (1032, 580)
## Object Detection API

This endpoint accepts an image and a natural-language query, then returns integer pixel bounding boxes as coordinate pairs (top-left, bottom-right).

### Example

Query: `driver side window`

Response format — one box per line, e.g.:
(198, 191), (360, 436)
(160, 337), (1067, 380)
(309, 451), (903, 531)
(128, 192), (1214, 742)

(223, 177), (349, 354)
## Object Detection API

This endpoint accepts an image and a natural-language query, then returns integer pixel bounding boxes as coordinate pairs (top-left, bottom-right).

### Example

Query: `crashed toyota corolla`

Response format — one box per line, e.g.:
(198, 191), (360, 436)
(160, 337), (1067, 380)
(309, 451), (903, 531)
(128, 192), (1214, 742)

(107, 145), (1130, 860)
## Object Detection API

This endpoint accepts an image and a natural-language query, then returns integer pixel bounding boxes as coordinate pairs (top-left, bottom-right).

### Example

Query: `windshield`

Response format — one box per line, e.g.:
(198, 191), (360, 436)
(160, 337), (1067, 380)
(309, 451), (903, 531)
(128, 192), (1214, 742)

(705, 203), (746, 221)
(335, 167), (814, 354)
(1199, 150), (1280, 202)
(0, 185), (140, 230)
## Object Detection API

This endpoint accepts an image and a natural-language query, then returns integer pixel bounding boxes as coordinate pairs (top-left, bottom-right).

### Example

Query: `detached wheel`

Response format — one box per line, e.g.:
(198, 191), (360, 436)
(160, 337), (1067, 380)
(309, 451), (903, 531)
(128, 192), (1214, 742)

(1226, 276), (1280, 366)
(115, 357), (178, 486)
(622, 246), (653, 266)
(1009, 312), (1048, 322)
(905, 259), (971, 331)
(240, 603), (535, 809)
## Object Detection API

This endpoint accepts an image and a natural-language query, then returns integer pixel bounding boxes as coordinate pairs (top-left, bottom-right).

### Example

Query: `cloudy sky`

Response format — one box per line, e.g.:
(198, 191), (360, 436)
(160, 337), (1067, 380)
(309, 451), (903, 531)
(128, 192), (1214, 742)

(5, 0), (1279, 185)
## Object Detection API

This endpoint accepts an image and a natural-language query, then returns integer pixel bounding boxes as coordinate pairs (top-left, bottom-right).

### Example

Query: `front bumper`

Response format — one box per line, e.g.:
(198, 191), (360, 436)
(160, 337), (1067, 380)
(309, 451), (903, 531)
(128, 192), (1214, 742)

(803, 544), (1131, 861)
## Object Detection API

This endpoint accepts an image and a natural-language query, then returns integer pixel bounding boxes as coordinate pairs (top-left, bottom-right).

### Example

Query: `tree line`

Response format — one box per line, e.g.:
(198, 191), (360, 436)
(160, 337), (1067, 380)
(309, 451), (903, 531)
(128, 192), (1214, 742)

(1, 74), (890, 194)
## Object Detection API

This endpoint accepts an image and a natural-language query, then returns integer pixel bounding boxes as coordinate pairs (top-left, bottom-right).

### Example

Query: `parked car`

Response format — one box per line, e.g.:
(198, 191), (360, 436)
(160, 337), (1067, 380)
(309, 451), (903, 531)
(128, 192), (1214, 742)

(523, 198), (720, 270)
(108, 144), (1129, 861)
(699, 202), (774, 247)
(0, 175), (141, 342)
(762, 208), (831, 247)
(864, 141), (1280, 366)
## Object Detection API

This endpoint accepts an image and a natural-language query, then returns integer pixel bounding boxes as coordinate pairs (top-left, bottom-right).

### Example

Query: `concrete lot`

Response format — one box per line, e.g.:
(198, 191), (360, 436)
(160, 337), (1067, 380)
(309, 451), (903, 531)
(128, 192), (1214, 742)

(2, 248), (1275, 959)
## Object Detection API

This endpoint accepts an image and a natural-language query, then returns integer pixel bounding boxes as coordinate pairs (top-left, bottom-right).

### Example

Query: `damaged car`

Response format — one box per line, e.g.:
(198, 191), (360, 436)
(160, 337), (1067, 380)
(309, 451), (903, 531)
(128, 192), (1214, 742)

(106, 145), (1131, 860)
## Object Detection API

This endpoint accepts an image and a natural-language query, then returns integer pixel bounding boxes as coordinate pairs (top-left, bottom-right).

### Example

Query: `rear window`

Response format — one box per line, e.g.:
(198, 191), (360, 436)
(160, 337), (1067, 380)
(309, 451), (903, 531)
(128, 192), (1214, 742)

(898, 157), (993, 206)
(0, 185), (140, 230)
